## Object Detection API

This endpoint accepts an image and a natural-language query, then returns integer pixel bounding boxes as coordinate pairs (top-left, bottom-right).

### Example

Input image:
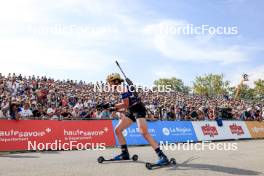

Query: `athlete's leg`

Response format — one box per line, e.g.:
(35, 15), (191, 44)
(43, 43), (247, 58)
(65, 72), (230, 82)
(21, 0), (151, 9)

(136, 118), (169, 164)
(113, 114), (133, 160)
(115, 114), (133, 145)
(136, 118), (159, 149)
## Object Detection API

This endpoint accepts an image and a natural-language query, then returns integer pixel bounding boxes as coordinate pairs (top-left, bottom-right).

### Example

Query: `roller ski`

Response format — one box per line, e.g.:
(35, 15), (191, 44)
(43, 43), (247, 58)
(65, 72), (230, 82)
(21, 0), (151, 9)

(145, 156), (176, 170)
(97, 153), (139, 163)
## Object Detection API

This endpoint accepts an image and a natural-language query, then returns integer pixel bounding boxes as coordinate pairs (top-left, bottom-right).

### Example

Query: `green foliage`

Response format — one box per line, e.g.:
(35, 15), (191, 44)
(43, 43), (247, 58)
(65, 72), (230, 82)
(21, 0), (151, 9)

(238, 84), (255, 100)
(154, 75), (263, 102)
(154, 77), (189, 93)
(254, 79), (264, 96)
(193, 74), (230, 96)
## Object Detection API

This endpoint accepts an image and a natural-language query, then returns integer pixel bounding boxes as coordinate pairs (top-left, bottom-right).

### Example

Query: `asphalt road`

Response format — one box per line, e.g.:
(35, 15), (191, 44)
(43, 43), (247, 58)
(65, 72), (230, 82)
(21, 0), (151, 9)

(1, 140), (264, 176)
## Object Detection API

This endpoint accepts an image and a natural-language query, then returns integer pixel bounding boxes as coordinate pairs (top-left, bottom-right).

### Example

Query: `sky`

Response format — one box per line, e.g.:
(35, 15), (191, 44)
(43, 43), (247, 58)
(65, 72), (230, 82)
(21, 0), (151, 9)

(0, 0), (263, 87)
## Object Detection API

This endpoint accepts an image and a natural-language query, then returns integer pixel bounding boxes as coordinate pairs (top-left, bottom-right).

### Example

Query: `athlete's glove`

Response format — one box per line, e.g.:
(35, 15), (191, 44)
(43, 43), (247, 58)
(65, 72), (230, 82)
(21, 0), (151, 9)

(96, 103), (110, 110)
(109, 107), (117, 112)
(97, 102), (116, 111)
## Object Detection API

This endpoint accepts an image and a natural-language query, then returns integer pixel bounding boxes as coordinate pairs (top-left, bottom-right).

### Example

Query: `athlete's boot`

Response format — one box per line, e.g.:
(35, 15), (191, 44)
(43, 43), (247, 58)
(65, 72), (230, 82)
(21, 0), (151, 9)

(156, 155), (169, 165)
(113, 152), (130, 160)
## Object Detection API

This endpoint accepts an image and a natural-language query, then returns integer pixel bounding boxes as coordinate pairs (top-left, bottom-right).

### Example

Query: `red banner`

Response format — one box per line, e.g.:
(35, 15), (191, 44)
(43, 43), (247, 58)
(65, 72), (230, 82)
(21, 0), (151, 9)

(0, 120), (116, 151)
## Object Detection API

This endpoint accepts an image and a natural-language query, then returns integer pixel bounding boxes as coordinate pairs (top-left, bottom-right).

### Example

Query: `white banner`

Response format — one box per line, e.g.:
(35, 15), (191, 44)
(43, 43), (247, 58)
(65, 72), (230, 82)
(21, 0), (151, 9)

(222, 121), (251, 139)
(192, 121), (251, 141)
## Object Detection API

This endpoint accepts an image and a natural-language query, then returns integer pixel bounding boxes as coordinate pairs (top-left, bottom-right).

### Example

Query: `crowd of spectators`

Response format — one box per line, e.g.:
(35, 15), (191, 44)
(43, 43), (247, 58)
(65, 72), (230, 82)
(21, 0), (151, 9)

(0, 73), (263, 121)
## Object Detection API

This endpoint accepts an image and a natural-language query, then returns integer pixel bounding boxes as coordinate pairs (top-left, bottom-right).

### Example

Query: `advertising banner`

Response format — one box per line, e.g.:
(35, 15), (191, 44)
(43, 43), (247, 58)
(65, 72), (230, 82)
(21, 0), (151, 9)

(245, 121), (264, 138)
(155, 121), (197, 143)
(222, 121), (251, 139)
(112, 120), (158, 145)
(0, 120), (116, 151)
(192, 121), (230, 141)
(112, 120), (197, 145)
(192, 121), (252, 141)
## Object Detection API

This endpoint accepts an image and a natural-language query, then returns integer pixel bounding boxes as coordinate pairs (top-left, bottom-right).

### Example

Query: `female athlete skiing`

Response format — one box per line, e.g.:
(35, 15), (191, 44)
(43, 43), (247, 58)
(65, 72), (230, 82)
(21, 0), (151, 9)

(106, 73), (169, 165)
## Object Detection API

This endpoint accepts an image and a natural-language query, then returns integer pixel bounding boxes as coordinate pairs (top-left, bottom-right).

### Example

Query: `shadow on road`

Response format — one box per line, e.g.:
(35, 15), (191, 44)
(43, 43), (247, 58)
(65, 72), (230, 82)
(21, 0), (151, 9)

(40, 151), (61, 154)
(169, 156), (262, 175)
(100, 160), (146, 164)
(0, 155), (39, 158)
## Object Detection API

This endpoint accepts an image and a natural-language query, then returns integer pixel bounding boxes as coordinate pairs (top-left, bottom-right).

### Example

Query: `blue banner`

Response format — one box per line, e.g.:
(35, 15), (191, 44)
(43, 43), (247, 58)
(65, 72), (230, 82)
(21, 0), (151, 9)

(112, 120), (197, 146)
(112, 120), (159, 145)
(155, 121), (198, 143)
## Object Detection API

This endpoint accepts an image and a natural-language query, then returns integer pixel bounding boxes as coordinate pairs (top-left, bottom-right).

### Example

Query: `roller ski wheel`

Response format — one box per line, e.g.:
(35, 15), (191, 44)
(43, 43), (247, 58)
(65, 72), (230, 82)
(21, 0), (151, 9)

(97, 154), (139, 163)
(97, 156), (105, 163)
(145, 158), (176, 170)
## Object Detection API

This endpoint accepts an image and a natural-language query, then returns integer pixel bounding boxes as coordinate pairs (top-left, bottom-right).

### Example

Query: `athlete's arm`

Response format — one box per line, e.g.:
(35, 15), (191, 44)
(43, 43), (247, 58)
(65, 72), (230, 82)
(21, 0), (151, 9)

(115, 98), (129, 110)
(114, 86), (129, 110)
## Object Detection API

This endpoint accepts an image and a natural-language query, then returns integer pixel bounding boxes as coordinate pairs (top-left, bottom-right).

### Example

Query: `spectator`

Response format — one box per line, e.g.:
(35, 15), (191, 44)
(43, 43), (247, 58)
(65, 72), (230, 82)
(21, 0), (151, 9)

(20, 101), (33, 118)
(254, 109), (262, 121)
(0, 72), (263, 120)
(32, 104), (44, 119)
(9, 102), (21, 120)
(72, 107), (80, 119)
(99, 109), (111, 119)
(47, 104), (57, 119)
(190, 107), (198, 121)
(241, 108), (253, 121)
(60, 107), (72, 119)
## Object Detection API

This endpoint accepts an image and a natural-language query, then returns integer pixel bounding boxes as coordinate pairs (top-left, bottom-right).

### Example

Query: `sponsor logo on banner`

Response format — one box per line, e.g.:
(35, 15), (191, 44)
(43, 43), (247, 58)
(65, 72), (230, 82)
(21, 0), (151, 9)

(0, 128), (54, 144)
(246, 121), (264, 138)
(162, 128), (170, 136)
(0, 128), (51, 138)
(201, 124), (218, 137)
(223, 121), (251, 139)
(162, 127), (192, 136)
(0, 120), (115, 151)
(252, 127), (264, 133)
(192, 121), (229, 141)
(122, 129), (128, 137)
(229, 124), (244, 135)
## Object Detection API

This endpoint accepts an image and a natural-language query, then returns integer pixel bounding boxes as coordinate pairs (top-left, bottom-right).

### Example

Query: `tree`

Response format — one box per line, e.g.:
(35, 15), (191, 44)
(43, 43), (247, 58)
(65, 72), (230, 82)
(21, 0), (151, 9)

(193, 74), (230, 97)
(236, 84), (255, 100)
(253, 79), (264, 101)
(154, 77), (189, 93)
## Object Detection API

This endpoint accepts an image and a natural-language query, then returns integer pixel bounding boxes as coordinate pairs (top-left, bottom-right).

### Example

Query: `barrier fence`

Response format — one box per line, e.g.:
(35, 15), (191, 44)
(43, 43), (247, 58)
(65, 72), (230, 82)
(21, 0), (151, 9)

(0, 120), (264, 151)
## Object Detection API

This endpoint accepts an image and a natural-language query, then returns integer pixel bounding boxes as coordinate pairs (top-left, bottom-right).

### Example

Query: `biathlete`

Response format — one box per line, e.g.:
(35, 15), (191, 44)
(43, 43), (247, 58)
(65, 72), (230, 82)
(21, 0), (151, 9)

(106, 73), (170, 165)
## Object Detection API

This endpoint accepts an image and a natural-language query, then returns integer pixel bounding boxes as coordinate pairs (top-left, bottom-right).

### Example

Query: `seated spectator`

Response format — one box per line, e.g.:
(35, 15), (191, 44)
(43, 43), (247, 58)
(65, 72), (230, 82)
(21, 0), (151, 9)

(9, 102), (21, 120)
(197, 106), (205, 120)
(60, 107), (72, 119)
(79, 107), (90, 119)
(208, 108), (216, 120)
(20, 101), (33, 118)
(254, 110), (262, 121)
(72, 107), (80, 119)
(99, 109), (111, 119)
(167, 106), (176, 120)
(241, 108), (253, 121)
(190, 107), (198, 120)
(47, 104), (57, 119)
